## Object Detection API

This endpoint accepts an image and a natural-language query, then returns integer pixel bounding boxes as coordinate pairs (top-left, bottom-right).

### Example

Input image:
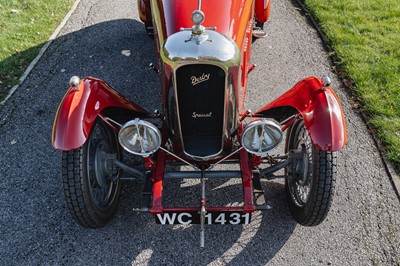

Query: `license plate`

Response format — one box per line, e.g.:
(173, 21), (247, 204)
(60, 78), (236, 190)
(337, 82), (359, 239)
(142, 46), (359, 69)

(155, 211), (251, 225)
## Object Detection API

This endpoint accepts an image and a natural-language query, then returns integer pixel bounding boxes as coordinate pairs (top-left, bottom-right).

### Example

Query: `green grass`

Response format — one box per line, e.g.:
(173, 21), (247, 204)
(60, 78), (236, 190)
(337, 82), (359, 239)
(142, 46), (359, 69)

(303, 0), (400, 169)
(0, 0), (74, 100)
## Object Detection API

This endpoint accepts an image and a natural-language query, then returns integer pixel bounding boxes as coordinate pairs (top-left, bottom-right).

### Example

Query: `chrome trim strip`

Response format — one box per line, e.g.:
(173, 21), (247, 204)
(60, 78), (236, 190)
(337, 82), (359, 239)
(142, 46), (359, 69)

(208, 147), (244, 171)
(103, 117), (122, 128)
(159, 147), (200, 171)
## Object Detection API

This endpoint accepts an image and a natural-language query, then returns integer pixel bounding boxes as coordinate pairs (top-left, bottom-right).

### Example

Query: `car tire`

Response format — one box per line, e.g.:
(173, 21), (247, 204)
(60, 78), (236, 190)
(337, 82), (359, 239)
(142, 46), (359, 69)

(285, 118), (337, 226)
(61, 119), (122, 228)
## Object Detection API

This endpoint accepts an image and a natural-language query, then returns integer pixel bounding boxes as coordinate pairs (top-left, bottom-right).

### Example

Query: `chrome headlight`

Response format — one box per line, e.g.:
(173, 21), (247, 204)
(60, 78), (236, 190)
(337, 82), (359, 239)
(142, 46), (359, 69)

(118, 119), (161, 157)
(241, 119), (283, 156)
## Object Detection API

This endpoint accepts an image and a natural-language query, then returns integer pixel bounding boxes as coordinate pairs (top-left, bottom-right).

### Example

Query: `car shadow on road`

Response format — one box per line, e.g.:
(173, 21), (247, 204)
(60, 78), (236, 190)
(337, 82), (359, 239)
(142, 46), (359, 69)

(0, 19), (296, 265)
(120, 178), (296, 265)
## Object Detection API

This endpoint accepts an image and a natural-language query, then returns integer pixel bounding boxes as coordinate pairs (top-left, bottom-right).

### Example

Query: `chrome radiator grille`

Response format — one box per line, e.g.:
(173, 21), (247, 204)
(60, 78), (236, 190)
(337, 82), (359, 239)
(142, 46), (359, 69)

(176, 64), (225, 157)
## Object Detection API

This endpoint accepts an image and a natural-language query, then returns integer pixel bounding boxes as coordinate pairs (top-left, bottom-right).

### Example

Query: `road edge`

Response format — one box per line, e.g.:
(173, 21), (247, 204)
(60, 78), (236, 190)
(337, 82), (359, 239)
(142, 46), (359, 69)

(292, 0), (400, 201)
(0, 0), (82, 106)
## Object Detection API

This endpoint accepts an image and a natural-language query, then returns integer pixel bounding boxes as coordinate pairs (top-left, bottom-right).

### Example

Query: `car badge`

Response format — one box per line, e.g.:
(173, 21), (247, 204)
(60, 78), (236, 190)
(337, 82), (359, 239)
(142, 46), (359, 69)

(191, 73), (210, 86)
(192, 112), (212, 118)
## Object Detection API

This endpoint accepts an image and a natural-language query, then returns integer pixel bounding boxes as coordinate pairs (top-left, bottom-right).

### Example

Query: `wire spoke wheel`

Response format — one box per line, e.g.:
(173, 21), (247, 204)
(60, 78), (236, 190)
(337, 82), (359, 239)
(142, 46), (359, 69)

(61, 119), (122, 228)
(285, 118), (337, 226)
(288, 128), (313, 207)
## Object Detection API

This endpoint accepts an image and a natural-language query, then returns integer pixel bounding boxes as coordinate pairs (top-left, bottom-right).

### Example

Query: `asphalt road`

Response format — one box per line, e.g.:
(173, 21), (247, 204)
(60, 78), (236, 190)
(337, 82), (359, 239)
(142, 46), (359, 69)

(1, 0), (399, 265)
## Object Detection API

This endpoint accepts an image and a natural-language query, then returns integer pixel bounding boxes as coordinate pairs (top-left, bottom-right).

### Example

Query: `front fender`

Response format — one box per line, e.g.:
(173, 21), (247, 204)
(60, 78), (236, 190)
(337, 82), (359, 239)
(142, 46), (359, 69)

(52, 77), (149, 151)
(255, 77), (347, 151)
(255, 0), (271, 24)
(137, 0), (152, 25)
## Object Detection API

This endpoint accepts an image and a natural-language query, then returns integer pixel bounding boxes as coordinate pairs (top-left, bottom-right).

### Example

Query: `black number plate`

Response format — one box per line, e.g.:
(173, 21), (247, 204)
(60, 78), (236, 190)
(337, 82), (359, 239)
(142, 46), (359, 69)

(155, 211), (251, 225)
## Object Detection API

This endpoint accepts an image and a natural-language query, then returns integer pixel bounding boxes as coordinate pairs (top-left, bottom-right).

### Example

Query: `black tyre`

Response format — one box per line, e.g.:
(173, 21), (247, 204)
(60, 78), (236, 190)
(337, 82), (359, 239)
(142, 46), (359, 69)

(61, 119), (122, 228)
(285, 119), (337, 226)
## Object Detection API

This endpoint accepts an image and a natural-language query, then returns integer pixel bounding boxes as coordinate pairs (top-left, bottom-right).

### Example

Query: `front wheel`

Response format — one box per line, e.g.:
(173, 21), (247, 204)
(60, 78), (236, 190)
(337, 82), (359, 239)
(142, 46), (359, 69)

(61, 119), (122, 228)
(285, 119), (337, 226)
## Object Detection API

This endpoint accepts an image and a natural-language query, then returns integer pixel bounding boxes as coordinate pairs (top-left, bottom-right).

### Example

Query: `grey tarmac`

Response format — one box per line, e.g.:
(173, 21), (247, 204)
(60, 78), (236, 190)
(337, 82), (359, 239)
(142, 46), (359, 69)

(0, 0), (399, 265)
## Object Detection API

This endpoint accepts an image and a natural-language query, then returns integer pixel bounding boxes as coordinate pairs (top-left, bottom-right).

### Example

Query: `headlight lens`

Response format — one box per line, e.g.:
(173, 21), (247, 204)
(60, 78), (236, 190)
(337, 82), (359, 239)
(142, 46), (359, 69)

(241, 119), (283, 156)
(118, 119), (161, 156)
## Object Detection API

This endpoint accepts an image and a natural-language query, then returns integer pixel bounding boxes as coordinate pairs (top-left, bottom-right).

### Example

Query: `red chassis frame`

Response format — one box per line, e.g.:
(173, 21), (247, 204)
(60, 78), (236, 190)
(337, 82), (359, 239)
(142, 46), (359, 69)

(148, 147), (256, 215)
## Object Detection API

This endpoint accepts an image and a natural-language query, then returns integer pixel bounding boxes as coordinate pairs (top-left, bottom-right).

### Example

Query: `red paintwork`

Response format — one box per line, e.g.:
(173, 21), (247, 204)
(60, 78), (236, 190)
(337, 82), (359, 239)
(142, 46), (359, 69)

(137, 0), (152, 25)
(239, 148), (256, 212)
(149, 148), (257, 214)
(255, 77), (347, 151)
(152, 0), (254, 49)
(52, 77), (149, 151)
(149, 149), (166, 214)
(255, 0), (271, 23)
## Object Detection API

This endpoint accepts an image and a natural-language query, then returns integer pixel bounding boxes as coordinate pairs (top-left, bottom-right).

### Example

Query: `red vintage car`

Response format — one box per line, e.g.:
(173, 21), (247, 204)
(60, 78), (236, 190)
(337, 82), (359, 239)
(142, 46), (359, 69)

(52, 0), (346, 247)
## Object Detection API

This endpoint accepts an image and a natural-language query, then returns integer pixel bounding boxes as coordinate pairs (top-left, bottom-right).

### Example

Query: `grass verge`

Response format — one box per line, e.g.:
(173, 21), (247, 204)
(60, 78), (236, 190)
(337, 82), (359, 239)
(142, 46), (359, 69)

(0, 0), (75, 101)
(303, 0), (400, 170)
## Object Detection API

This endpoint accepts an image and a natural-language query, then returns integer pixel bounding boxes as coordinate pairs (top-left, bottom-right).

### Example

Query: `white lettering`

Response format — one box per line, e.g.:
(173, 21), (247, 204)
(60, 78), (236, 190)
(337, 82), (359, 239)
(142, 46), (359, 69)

(205, 213), (212, 224)
(215, 213), (227, 224)
(242, 213), (251, 224)
(229, 213), (241, 225)
(192, 112), (212, 119)
(177, 213), (192, 225)
(156, 213), (177, 225)
(191, 73), (210, 86)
